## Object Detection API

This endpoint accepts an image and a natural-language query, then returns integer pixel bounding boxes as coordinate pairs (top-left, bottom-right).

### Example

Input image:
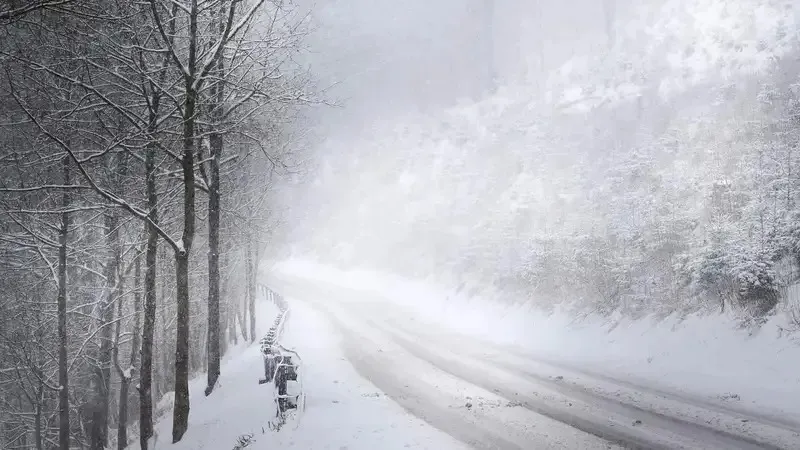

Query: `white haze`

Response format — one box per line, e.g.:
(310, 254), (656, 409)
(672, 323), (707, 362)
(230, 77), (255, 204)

(272, 0), (800, 317)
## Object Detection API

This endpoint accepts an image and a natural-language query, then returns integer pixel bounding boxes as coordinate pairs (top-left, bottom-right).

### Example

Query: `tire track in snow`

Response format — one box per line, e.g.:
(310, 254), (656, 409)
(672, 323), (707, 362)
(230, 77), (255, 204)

(514, 355), (800, 438)
(310, 297), (620, 450)
(378, 320), (787, 450)
(374, 306), (800, 449)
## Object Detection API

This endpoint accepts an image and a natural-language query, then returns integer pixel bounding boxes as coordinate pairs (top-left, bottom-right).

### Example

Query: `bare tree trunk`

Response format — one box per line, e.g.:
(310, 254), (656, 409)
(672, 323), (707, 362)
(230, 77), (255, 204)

(220, 251), (230, 353)
(117, 250), (141, 449)
(230, 296), (239, 346)
(247, 232), (256, 342)
(136, 5), (178, 439)
(173, 250), (192, 442)
(238, 271), (248, 342)
(172, 40), (199, 443)
(205, 139), (221, 395)
(205, 32), (224, 395)
(225, 252), (238, 347)
(34, 385), (43, 450)
(57, 155), (71, 450)
(139, 135), (160, 450)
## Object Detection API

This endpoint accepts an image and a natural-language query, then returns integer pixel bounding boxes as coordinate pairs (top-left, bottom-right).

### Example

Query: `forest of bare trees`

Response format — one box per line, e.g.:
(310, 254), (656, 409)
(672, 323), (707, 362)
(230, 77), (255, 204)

(0, 0), (309, 448)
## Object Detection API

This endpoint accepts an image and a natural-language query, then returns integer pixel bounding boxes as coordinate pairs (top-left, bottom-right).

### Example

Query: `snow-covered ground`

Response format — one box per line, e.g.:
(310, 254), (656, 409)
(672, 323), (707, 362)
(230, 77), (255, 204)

(131, 296), (464, 450)
(271, 259), (800, 424)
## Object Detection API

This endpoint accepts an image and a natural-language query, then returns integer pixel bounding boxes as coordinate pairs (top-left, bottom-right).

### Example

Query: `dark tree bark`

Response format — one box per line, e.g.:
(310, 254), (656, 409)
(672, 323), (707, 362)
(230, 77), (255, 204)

(172, 32), (199, 444)
(115, 241), (141, 450)
(137, 5), (178, 444)
(148, 0), (262, 439)
(115, 252), (139, 450)
(139, 123), (160, 450)
(91, 169), (121, 449)
(205, 17), (225, 394)
(57, 155), (71, 450)
(220, 250), (230, 354)
(173, 247), (192, 442)
(34, 383), (43, 450)
(205, 134), (222, 396)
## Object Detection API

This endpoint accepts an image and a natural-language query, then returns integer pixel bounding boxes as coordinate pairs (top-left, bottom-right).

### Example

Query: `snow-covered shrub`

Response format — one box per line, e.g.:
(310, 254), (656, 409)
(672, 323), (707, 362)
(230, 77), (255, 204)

(232, 434), (255, 449)
(735, 260), (780, 317)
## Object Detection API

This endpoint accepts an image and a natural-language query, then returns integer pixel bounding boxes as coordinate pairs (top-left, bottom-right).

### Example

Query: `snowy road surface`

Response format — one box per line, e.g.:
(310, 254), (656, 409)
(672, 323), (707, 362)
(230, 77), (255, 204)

(272, 275), (800, 450)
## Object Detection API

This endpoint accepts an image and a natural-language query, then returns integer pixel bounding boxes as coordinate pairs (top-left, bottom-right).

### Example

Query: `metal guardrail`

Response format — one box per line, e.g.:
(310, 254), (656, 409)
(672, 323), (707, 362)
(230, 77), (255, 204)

(259, 310), (288, 354)
(257, 286), (304, 430)
(258, 284), (289, 353)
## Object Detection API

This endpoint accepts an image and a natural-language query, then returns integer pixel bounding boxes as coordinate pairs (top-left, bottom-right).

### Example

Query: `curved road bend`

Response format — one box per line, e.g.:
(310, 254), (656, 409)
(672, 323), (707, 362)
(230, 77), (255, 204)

(272, 276), (800, 450)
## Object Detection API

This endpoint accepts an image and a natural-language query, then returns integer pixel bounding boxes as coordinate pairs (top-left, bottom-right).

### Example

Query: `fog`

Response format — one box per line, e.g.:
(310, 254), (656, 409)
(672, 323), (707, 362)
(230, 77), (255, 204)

(274, 0), (800, 318)
(292, 0), (614, 129)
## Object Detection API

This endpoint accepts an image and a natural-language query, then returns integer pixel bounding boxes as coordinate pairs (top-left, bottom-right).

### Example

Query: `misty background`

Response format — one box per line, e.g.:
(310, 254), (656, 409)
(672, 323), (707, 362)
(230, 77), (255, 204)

(272, 0), (800, 321)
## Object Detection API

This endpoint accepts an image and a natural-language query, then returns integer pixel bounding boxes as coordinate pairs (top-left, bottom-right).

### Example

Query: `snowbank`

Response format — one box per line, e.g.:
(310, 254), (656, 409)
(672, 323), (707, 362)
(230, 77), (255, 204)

(271, 258), (800, 422)
(130, 293), (463, 450)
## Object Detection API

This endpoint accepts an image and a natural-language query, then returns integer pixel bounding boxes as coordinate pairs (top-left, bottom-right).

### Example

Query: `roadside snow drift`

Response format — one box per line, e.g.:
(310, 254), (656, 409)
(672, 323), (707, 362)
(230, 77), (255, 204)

(131, 298), (463, 450)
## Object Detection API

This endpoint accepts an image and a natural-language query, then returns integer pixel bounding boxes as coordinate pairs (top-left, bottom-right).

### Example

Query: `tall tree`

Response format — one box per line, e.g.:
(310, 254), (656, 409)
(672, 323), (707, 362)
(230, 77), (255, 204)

(57, 155), (71, 450)
(147, 0), (268, 440)
(114, 247), (141, 450)
(204, 3), (226, 397)
(89, 153), (125, 450)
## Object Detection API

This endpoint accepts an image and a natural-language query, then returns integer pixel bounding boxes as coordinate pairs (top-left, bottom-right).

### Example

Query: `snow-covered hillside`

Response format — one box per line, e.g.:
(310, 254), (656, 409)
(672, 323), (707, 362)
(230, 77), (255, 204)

(276, 0), (800, 323)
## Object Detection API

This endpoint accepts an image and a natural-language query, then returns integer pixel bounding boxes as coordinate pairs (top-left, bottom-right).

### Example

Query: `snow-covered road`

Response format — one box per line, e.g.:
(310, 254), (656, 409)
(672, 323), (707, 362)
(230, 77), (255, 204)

(273, 276), (800, 450)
